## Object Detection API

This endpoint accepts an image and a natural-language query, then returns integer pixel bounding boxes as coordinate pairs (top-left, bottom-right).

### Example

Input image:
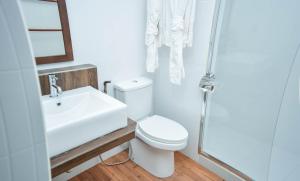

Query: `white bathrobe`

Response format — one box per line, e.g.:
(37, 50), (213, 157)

(145, 0), (161, 73)
(146, 0), (196, 85)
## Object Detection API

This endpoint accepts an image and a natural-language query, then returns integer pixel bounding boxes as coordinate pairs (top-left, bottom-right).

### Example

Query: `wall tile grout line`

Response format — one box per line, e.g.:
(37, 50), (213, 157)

(1, 1), (47, 180)
(0, 101), (14, 181)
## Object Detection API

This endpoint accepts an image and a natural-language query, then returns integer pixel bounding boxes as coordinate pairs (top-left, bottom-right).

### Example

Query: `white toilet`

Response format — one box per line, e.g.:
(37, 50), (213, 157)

(114, 77), (188, 178)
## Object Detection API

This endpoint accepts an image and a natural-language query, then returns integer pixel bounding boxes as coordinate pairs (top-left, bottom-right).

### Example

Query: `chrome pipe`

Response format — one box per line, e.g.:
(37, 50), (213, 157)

(198, 0), (222, 152)
(198, 73), (215, 151)
(205, 0), (222, 75)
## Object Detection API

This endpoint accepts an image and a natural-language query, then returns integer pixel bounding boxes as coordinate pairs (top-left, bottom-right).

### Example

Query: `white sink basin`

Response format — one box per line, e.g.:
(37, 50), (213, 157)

(42, 86), (127, 157)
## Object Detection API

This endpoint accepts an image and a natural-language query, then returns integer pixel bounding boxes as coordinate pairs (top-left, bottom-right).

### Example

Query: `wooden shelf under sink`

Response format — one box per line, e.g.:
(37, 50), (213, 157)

(50, 119), (136, 178)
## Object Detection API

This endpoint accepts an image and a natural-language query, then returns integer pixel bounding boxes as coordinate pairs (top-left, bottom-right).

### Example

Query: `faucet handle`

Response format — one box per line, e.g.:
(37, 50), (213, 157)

(49, 74), (58, 80)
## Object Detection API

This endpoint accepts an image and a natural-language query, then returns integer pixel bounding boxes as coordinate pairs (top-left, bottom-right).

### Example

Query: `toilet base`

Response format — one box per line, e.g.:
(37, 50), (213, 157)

(130, 138), (174, 178)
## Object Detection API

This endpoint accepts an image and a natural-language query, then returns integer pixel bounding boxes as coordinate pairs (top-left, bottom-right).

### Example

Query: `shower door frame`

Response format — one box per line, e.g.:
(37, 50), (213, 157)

(197, 0), (253, 180)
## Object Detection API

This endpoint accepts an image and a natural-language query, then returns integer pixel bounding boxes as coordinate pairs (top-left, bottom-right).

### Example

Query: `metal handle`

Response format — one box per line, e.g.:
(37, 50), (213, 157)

(48, 74), (58, 83)
(199, 73), (216, 93)
(198, 73), (216, 152)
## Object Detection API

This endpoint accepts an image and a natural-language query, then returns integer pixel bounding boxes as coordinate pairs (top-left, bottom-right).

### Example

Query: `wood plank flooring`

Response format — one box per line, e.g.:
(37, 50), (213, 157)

(70, 151), (224, 181)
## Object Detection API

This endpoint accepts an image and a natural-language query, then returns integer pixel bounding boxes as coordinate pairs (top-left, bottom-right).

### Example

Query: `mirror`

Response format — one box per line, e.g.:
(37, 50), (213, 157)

(21, 0), (73, 65)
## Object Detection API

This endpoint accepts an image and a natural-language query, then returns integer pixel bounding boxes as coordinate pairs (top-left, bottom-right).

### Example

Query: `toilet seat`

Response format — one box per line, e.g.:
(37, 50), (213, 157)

(136, 115), (188, 151)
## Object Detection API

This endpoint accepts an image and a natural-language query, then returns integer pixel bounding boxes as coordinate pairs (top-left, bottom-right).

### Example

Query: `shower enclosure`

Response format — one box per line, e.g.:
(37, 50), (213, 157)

(199, 0), (300, 180)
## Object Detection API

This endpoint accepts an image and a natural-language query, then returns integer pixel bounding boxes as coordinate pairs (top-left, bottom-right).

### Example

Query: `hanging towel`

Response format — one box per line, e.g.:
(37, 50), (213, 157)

(168, 0), (187, 85)
(145, 0), (196, 85)
(145, 0), (161, 72)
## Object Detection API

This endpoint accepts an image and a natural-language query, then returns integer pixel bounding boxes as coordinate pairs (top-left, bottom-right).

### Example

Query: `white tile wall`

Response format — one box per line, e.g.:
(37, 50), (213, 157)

(0, 12), (19, 71)
(0, 71), (34, 153)
(22, 69), (46, 143)
(11, 148), (37, 181)
(0, 0), (50, 181)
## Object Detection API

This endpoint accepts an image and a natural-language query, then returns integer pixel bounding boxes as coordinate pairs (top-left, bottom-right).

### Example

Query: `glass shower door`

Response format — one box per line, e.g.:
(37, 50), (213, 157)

(201, 0), (300, 180)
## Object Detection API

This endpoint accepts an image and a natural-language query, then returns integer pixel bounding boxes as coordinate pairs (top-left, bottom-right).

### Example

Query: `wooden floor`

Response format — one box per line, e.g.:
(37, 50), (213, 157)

(70, 151), (224, 181)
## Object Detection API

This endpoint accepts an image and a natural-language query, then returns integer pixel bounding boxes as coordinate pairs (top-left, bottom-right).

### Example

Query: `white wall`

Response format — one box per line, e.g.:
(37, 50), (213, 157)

(37, 0), (147, 94)
(0, 0), (50, 181)
(154, 0), (214, 160)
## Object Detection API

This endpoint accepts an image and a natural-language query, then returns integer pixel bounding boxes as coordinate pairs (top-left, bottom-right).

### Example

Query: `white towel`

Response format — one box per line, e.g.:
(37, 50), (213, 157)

(145, 0), (196, 85)
(145, 0), (161, 72)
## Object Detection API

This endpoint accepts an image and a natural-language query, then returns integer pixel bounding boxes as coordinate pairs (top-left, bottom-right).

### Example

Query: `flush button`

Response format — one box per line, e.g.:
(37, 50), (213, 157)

(132, 80), (138, 83)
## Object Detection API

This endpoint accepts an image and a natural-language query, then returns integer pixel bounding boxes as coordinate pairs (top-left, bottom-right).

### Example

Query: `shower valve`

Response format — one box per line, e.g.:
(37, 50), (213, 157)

(199, 74), (216, 93)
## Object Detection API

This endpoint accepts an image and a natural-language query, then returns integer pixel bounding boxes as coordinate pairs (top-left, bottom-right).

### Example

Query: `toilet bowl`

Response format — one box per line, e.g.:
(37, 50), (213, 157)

(131, 115), (188, 178)
(136, 115), (188, 151)
(114, 77), (188, 178)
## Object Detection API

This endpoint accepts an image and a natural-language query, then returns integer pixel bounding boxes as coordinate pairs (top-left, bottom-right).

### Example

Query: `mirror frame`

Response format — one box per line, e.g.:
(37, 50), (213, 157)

(33, 0), (73, 65)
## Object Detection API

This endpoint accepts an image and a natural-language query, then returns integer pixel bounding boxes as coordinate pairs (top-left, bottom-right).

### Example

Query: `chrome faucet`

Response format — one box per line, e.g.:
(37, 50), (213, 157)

(48, 74), (63, 97)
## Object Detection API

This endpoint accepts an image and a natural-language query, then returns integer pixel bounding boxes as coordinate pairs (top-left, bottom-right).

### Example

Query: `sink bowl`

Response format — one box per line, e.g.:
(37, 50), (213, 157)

(41, 86), (127, 157)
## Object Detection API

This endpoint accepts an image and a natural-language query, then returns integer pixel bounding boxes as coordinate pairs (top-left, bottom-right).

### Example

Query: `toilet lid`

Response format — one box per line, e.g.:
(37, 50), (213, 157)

(138, 115), (188, 144)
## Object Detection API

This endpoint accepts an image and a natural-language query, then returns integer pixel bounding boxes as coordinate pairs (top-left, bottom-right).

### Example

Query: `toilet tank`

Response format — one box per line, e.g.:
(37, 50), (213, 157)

(114, 77), (153, 121)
